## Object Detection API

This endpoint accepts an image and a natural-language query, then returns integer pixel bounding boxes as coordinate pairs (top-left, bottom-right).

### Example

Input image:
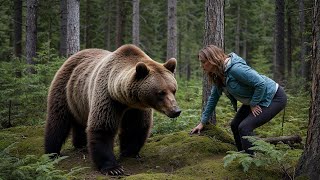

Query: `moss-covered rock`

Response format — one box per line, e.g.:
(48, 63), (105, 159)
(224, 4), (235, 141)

(139, 129), (235, 171)
(201, 124), (235, 144)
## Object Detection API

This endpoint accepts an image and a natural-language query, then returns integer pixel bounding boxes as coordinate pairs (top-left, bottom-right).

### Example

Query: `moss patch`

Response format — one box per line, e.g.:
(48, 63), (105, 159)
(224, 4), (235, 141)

(175, 158), (283, 180)
(0, 125), (296, 179)
(140, 130), (235, 171)
(0, 125), (45, 156)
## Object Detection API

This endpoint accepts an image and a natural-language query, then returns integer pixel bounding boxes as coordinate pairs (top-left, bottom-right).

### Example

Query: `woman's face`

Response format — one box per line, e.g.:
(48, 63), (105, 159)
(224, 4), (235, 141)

(200, 58), (216, 73)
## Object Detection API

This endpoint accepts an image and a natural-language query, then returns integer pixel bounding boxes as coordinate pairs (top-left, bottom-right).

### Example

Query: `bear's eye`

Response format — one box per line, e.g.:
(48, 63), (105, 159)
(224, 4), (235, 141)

(157, 90), (166, 96)
(172, 89), (176, 95)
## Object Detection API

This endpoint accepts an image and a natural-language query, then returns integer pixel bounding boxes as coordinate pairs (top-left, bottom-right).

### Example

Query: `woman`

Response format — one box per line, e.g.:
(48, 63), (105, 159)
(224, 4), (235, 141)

(190, 45), (287, 154)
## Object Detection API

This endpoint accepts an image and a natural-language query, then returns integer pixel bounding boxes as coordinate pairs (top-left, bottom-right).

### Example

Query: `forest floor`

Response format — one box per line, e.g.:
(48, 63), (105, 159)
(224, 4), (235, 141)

(0, 124), (297, 180)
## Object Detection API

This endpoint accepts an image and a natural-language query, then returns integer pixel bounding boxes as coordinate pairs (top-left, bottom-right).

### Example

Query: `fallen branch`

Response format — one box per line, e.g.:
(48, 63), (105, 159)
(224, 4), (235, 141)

(260, 135), (302, 146)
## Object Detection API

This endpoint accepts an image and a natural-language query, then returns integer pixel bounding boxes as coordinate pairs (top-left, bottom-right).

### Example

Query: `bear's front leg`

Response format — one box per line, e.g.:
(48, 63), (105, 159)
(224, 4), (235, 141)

(119, 109), (152, 159)
(86, 98), (127, 176)
(87, 128), (124, 175)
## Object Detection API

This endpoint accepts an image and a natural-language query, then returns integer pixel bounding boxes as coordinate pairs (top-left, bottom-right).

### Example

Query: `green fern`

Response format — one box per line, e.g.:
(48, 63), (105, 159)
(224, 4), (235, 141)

(223, 136), (302, 177)
(0, 143), (87, 180)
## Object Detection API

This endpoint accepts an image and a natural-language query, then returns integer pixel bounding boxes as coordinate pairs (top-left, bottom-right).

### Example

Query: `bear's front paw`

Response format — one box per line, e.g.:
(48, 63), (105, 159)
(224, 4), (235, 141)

(101, 165), (125, 176)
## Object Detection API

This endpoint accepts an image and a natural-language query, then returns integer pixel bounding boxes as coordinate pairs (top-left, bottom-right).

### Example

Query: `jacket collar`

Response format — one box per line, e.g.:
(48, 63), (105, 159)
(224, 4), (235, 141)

(224, 52), (247, 72)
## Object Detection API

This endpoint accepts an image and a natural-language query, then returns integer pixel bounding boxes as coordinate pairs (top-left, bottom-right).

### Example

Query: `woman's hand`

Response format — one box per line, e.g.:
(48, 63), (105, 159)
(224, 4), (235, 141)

(190, 122), (204, 135)
(251, 105), (262, 117)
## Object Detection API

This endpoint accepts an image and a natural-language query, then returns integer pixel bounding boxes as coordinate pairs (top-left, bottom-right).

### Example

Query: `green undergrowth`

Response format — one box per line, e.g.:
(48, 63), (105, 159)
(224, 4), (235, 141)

(0, 126), (45, 156)
(0, 124), (300, 179)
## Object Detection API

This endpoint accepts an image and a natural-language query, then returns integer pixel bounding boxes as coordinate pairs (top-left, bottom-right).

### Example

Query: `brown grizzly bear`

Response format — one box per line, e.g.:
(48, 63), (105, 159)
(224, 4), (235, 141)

(44, 44), (181, 175)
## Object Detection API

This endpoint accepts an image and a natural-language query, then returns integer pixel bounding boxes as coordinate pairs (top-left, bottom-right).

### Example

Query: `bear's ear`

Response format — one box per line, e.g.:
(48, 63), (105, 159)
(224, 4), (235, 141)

(163, 58), (177, 73)
(136, 62), (150, 79)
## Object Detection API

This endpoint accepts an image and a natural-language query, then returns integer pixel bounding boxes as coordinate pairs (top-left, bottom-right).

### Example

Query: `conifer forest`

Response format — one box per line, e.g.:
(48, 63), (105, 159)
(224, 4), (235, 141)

(0, 0), (319, 179)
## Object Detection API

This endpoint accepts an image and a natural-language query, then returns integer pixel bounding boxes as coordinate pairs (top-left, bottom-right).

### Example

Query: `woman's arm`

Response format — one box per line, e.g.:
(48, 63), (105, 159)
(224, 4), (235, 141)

(200, 85), (222, 124)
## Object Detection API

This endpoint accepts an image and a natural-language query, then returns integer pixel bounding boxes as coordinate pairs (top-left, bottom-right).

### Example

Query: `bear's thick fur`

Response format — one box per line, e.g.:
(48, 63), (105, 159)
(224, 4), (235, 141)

(44, 44), (181, 175)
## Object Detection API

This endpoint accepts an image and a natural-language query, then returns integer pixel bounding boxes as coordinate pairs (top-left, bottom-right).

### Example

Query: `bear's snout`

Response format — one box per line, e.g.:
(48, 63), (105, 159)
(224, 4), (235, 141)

(167, 107), (181, 118)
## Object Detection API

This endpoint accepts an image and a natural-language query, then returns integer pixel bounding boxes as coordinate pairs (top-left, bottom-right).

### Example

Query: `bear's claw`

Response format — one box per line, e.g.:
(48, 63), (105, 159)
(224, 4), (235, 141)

(101, 166), (125, 176)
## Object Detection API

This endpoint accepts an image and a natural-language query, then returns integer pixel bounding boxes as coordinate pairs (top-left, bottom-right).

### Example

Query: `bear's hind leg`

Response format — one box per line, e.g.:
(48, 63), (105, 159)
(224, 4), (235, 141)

(45, 106), (73, 156)
(119, 109), (152, 158)
(71, 121), (87, 149)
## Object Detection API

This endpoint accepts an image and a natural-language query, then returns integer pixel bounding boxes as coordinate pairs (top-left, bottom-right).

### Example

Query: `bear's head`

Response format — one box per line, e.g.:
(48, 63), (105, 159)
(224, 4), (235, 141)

(113, 44), (181, 118)
(135, 58), (181, 118)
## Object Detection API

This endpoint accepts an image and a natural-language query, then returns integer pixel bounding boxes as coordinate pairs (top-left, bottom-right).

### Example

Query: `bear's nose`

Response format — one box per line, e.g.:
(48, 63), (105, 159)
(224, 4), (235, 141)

(170, 108), (181, 118)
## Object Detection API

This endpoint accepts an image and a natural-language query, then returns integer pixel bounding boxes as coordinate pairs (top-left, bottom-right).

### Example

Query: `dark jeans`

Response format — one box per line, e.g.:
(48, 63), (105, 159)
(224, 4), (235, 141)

(230, 87), (287, 154)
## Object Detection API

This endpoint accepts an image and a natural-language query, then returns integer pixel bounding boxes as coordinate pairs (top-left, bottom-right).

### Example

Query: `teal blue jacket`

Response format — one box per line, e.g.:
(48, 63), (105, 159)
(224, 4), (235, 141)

(201, 53), (278, 124)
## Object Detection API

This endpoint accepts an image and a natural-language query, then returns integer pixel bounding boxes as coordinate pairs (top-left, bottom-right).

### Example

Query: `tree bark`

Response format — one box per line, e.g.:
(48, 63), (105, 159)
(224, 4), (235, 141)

(235, 2), (240, 54)
(13, 0), (22, 58)
(67, 0), (80, 57)
(274, 0), (285, 85)
(26, 0), (38, 73)
(242, 20), (247, 60)
(286, 3), (292, 79)
(167, 0), (177, 60)
(104, 0), (111, 50)
(296, 0), (320, 178)
(202, 0), (225, 124)
(116, 0), (124, 48)
(59, 0), (67, 57)
(299, 0), (307, 80)
(85, 0), (92, 48)
(132, 0), (140, 46)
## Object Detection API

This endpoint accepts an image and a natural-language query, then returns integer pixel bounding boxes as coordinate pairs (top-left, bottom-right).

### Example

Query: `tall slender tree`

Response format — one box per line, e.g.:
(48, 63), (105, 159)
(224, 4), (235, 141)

(296, 0), (320, 178)
(132, 0), (140, 46)
(85, 0), (92, 48)
(66, 0), (80, 57)
(167, 0), (177, 60)
(104, 0), (112, 50)
(60, 0), (67, 56)
(274, 0), (285, 85)
(115, 0), (124, 48)
(202, 0), (225, 124)
(242, 19), (247, 60)
(299, 0), (307, 80)
(13, 0), (22, 58)
(26, 0), (38, 73)
(235, 1), (240, 54)
(286, 2), (293, 79)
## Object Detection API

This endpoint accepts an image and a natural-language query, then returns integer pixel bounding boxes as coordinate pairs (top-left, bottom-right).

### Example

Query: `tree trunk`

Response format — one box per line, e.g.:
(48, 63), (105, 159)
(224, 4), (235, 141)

(14, 0), (22, 58)
(178, 26), (182, 78)
(59, 0), (67, 56)
(299, 0), (307, 80)
(202, 0), (225, 124)
(274, 0), (285, 85)
(295, 0), (320, 178)
(167, 0), (177, 60)
(116, 0), (124, 48)
(26, 0), (38, 73)
(132, 0), (140, 46)
(67, 0), (80, 57)
(104, 0), (111, 50)
(235, 2), (240, 54)
(286, 5), (292, 79)
(242, 20), (247, 60)
(85, 0), (92, 48)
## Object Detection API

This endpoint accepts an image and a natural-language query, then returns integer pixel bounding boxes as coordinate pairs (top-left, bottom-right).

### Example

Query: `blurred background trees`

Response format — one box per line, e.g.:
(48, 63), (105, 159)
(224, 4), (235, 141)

(0, 0), (314, 128)
(1, 0), (312, 79)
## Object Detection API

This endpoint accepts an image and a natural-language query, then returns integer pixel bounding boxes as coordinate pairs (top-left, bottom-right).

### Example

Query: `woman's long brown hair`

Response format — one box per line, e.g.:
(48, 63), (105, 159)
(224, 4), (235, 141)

(198, 45), (228, 88)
